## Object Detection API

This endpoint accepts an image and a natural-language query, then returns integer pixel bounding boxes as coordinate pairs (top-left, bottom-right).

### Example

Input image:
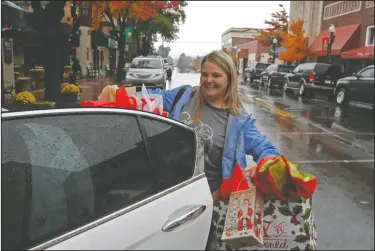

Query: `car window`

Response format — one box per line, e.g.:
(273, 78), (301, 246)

(326, 65), (343, 78)
(278, 65), (294, 73)
(302, 63), (315, 71)
(264, 65), (273, 72)
(359, 68), (374, 78)
(2, 114), (155, 250)
(256, 63), (269, 70)
(130, 59), (162, 69)
(293, 65), (302, 73)
(142, 116), (196, 190)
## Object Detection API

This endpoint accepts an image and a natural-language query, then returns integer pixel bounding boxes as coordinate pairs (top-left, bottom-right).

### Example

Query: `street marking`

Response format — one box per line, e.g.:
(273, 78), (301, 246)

(254, 100), (293, 118)
(278, 132), (375, 135)
(291, 159), (374, 164)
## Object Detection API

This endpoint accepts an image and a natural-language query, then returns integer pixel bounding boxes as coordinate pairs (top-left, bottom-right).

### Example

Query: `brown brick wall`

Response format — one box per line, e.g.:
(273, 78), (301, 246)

(321, 1), (374, 47)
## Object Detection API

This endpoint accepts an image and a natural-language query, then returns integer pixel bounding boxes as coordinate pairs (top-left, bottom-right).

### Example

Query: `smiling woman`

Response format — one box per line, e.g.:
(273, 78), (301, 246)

(143, 50), (280, 249)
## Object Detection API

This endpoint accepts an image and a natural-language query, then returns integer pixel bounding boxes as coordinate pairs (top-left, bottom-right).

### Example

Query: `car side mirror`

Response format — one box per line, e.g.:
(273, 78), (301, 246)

(352, 73), (359, 78)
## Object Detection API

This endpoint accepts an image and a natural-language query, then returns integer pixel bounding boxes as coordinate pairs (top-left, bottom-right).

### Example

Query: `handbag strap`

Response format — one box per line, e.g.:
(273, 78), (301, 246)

(169, 85), (191, 114)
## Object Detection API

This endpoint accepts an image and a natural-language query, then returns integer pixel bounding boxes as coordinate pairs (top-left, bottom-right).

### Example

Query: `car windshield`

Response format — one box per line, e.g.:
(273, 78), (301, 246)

(314, 64), (342, 76)
(130, 59), (162, 69)
(256, 63), (269, 70)
(278, 65), (294, 73)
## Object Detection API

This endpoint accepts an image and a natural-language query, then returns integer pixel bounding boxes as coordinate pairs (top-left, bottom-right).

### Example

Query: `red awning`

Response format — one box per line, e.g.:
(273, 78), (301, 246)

(238, 49), (248, 59)
(307, 24), (360, 57)
(341, 46), (374, 59)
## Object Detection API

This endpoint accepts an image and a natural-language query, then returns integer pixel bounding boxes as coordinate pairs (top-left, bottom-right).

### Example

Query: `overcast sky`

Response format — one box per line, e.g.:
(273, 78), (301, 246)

(154, 1), (290, 59)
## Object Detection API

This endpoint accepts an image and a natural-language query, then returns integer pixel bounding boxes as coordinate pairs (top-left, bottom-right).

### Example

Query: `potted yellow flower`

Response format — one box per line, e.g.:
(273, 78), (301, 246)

(61, 84), (81, 105)
(15, 91), (36, 104)
(11, 91), (55, 111)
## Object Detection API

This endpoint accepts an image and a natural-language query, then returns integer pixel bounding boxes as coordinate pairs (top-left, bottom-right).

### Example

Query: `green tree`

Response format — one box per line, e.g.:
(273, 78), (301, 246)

(91, 1), (184, 82)
(255, 4), (289, 46)
(177, 53), (193, 72)
(135, 1), (187, 56)
(157, 45), (171, 58)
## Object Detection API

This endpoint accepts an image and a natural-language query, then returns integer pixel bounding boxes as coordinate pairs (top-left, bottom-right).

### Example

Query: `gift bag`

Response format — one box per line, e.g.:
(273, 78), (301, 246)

(98, 85), (118, 102)
(139, 84), (168, 117)
(248, 196), (317, 250)
(141, 84), (164, 112)
(222, 165), (265, 249)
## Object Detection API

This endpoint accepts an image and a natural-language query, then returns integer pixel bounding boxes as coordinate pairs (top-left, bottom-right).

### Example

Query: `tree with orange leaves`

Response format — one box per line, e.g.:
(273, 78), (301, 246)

(255, 4), (289, 47)
(91, 1), (183, 81)
(192, 58), (200, 71)
(278, 19), (308, 62)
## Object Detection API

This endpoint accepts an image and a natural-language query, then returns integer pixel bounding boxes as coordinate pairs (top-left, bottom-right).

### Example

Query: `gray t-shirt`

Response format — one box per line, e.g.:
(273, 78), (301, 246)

(179, 98), (229, 193)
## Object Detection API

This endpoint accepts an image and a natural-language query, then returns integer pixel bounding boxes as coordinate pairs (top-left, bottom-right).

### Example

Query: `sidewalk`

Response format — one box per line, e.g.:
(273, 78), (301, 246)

(70, 76), (118, 101)
(32, 76), (118, 102)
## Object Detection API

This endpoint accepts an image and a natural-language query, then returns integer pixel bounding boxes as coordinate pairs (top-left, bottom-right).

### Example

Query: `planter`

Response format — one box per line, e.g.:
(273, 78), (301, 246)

(4, 102), (56, 111)
(15, 77), (36, 93)
(61, 94), (78, 102)
(30, 70), (44, 89)
(59, 94), (81, 108)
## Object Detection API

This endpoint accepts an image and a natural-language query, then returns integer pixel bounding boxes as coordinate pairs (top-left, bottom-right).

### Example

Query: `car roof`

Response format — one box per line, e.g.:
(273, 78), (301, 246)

(133, 57), (162, 61)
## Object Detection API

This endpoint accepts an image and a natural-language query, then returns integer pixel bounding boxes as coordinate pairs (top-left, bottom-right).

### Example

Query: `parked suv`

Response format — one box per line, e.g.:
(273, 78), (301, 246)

(284, 63), (343, 98)
(126, 57), (167, 89)
(244, 62), (270, 83)
(334, 65), (374, 108)
(259, 64), (295, 88)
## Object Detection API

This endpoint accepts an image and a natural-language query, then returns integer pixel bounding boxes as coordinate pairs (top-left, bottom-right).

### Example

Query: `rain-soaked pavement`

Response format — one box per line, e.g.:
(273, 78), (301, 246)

(170, 70), (374, 250)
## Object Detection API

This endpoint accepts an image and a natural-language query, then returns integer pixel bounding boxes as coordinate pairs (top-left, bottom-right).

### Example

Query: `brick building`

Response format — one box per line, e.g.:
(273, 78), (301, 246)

(221, 27), (260, 52)
(236, 40), (283, 74)
(307, 1), (374, 75)
(289, 1), (324, 46)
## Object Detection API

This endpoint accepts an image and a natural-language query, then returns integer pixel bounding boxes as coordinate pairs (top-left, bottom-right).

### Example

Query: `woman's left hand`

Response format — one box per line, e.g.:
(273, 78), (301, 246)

(212, 190), (221, 204)
(243, 165), (257, 179)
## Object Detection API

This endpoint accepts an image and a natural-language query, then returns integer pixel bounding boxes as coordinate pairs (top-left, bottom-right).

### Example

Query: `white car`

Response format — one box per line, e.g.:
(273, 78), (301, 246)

(2, 108), (213, 250)
(126, 57), (167, 90)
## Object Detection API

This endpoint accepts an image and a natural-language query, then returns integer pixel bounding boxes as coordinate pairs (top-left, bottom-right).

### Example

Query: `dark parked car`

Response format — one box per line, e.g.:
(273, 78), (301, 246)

(284, 63), (343, 98)
(334, 65), (374, 108)
(259, 64), (295, 88)
(244, 62), (270, 83)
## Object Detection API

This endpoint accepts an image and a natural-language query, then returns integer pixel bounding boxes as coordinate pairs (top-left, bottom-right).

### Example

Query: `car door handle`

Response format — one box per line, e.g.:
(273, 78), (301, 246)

(162, 205), (206, 232)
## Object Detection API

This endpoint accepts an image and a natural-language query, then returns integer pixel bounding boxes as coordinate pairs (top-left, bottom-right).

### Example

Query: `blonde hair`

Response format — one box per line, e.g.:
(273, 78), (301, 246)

(192, 50), (242, 125)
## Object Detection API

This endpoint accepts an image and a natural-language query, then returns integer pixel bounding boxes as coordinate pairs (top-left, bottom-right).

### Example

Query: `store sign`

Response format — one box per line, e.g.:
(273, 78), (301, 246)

(124, 27), (133, 43)
(79, 1), (92, 27)
(108, 37), (118, 49)
(322, 37), (329, 52)
(2, 38), (15, 104)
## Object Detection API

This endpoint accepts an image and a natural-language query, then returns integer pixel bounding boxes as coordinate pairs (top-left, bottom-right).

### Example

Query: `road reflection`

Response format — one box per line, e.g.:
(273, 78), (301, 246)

(248, 85), (374, 134)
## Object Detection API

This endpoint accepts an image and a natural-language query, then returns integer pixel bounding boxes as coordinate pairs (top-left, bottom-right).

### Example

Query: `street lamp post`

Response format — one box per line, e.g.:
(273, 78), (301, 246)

(328, 24), (336, 63)
(272, 37), (278, 64)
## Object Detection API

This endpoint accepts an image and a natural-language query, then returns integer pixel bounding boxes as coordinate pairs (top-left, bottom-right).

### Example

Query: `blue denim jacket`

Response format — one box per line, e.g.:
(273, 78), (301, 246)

(144, 86), (280, 194)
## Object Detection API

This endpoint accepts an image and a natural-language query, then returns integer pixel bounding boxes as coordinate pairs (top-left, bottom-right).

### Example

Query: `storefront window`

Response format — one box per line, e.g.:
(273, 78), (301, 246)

(365, 25), (375, 46)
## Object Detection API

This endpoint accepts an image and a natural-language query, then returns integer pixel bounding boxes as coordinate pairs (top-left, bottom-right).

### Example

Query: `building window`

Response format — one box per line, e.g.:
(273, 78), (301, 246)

(365, 25), (375, 46)
(323, 1), (362, 20)
(366, 1), (374, 8)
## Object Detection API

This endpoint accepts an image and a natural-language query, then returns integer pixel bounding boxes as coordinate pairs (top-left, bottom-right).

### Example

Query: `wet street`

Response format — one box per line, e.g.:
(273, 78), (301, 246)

(169, 70), (374, 250)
